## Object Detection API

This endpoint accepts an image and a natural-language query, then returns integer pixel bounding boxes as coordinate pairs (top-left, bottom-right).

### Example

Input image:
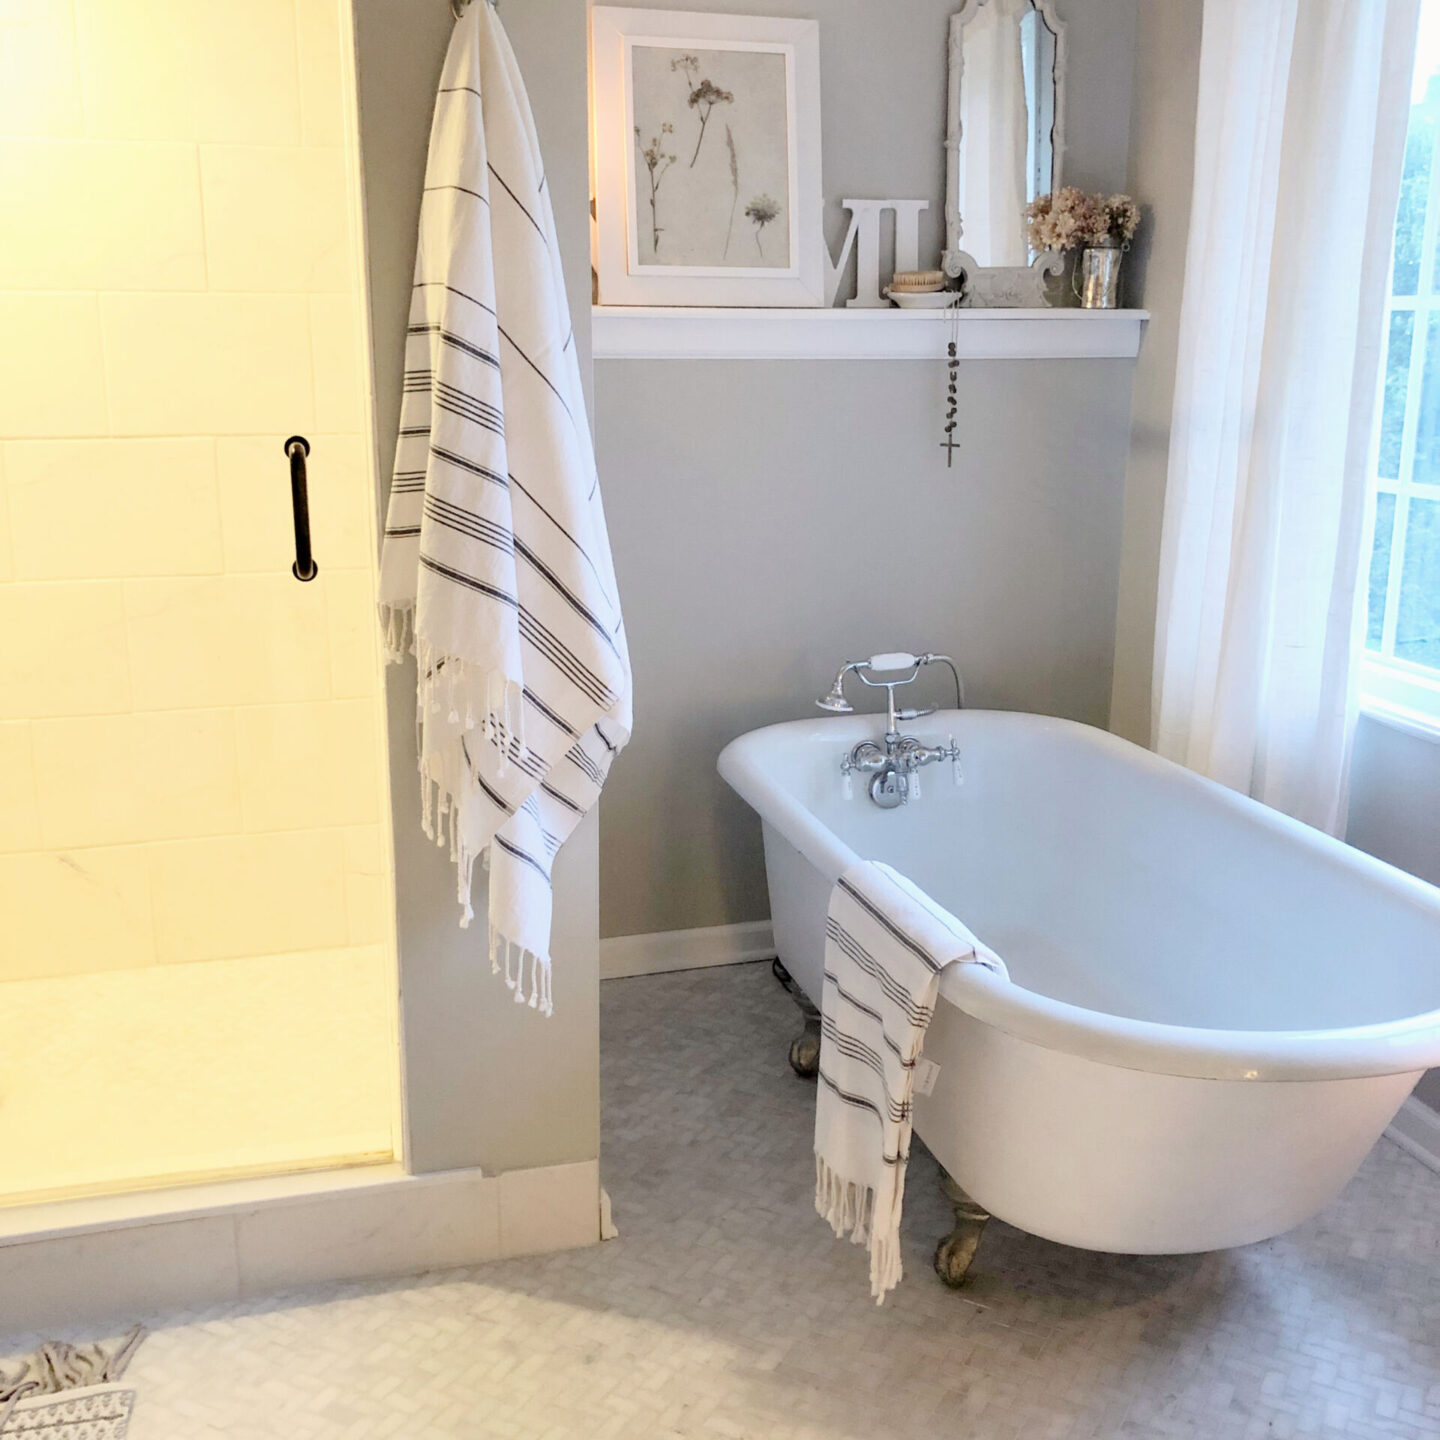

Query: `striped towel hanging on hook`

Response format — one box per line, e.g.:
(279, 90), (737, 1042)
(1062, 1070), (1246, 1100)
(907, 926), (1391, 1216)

(378, 0), (631, 1016)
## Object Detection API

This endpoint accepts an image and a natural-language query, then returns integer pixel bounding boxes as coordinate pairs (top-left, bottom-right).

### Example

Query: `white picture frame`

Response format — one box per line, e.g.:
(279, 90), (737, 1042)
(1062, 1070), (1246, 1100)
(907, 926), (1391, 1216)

(592, 7), (824, 307)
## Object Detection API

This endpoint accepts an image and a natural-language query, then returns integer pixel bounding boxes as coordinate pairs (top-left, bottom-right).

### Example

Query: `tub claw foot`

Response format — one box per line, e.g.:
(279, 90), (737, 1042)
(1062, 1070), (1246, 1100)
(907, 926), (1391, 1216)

(788, 1012), (821, 1077)
(773, 960), (822, 1078)
(933, 1171), (989, 1288)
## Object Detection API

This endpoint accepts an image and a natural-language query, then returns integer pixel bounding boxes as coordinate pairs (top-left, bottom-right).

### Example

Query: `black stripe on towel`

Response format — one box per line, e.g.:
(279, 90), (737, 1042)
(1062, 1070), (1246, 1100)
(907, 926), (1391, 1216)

(496, 325), (575, 427)
(422, 497), (513, 553)
(837, 877), (943, 975)
(816, 1070), (901, 1160)
(430, 445), (509, 490)
(509, 470), (619, 610)
(825, 919), (932, 1027)
(408, 324), (501, 372)
(418, 554), (517, 608)
(460, 740), (514, 816)
(513, 538), (623, 662)
(565, 742), (604, 786)
(522, 687), (578, 738)
(493, 833), (552, 885)
(517, 608), (614, 708)
(487, 163), (546, 241)
(413, 281), (498, 318)
(539, 780), (584, 814)
(424, 182), (490, 207)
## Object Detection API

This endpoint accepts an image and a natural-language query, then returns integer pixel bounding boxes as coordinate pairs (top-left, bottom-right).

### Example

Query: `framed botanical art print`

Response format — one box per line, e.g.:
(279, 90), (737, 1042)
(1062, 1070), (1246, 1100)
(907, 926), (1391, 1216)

(592, 7), (824, 306)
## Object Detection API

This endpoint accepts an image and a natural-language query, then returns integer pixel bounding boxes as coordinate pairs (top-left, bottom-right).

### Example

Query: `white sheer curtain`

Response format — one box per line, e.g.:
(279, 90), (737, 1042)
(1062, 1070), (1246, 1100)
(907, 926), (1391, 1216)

(1151, 0), (1419, 834)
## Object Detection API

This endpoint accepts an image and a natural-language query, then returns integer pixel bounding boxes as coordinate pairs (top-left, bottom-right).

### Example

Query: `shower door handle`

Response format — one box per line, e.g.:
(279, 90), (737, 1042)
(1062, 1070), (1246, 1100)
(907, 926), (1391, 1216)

(283, 435), (318, 582)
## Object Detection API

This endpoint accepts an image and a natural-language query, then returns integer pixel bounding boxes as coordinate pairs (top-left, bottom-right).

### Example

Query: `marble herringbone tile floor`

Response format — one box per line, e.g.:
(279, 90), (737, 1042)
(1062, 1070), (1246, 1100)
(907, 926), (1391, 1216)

(6, 961), (1439, 1439)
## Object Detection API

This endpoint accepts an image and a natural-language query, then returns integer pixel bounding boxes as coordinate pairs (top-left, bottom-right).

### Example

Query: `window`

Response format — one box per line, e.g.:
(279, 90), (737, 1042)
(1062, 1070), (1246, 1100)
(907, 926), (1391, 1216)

(1363, 5), (1440, 728)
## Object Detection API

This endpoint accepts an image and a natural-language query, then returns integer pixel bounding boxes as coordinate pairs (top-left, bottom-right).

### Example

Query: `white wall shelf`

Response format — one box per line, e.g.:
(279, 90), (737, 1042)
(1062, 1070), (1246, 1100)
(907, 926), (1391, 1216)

(591, 305), (1148, 361)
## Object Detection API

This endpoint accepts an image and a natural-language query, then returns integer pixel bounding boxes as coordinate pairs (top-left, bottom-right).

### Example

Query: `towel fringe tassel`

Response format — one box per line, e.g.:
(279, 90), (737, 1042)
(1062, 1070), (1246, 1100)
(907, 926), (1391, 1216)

(386, 612), (550, 1015)
(494, 931), (553, 1016)
(815, 1153), (901, 1303)
(380, 602), (415, 665)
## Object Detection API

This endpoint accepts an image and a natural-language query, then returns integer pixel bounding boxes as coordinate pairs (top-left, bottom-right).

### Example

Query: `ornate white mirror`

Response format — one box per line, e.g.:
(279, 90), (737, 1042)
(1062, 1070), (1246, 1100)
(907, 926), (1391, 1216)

(942, 0), (1066, 307)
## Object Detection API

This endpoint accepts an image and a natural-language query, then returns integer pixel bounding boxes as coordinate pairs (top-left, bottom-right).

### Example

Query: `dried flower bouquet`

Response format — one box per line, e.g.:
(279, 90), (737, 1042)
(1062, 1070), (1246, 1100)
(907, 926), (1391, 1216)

(1026, 189), (1141, 252)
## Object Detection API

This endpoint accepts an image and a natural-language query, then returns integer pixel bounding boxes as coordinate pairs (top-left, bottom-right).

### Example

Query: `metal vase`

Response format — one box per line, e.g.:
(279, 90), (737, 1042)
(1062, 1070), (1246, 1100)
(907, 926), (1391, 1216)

(1077, 244), (1124, 309)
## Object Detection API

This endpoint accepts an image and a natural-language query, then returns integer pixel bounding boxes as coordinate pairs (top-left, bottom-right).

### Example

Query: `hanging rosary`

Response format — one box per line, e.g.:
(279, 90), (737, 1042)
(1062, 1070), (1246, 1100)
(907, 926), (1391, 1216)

(940, 296), (961, 467)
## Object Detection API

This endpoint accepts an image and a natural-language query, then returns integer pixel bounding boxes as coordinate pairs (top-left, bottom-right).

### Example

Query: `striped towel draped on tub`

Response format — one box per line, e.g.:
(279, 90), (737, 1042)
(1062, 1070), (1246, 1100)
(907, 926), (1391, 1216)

(815, 861), (1007, 1301)
(379, 1), (631, 1016)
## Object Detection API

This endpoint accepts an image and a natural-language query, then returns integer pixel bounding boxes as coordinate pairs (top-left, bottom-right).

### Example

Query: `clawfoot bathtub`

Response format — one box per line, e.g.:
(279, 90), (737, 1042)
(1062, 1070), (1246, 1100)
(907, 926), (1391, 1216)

(718, 711), (1440, 1276)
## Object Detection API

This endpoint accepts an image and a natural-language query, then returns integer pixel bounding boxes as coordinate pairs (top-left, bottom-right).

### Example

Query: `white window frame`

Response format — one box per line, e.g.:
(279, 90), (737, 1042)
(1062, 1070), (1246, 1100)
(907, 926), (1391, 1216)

(1361, 78), (1440, 741)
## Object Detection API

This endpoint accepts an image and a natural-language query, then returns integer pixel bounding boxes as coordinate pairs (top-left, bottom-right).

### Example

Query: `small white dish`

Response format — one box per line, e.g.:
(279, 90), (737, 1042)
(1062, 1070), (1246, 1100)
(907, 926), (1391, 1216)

(885, 288), (963, 309)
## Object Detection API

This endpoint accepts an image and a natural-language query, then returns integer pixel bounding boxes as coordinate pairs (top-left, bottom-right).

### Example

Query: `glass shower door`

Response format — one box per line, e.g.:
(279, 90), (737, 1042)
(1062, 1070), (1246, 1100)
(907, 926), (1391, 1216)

(0, 0), (398, 1205)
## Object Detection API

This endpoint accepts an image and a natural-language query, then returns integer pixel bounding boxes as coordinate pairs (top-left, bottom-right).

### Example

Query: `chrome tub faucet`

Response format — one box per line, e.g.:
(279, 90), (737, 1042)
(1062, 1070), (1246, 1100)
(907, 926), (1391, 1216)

(816, 652), (965, 809)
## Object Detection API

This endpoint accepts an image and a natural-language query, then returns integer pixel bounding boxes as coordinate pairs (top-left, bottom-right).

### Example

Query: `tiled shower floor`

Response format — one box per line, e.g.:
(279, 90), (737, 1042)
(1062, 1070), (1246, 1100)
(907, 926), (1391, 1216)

(0, 947), (395, 1205)
(4, 961), (1438, 1438)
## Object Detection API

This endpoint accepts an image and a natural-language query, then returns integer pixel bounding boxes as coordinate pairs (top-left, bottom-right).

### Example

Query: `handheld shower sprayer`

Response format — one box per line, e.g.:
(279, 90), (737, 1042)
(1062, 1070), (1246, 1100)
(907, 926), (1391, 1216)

(814, 652), (965, 724)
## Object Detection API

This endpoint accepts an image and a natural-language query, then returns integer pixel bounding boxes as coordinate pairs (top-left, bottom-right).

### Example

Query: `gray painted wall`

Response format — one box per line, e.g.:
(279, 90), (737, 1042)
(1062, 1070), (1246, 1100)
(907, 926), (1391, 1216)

(596, 359), (1136, 937)
(1117, 0), (1440, 1117)
(353, 0), (601, 1174)
(593, 0), (1139, 941)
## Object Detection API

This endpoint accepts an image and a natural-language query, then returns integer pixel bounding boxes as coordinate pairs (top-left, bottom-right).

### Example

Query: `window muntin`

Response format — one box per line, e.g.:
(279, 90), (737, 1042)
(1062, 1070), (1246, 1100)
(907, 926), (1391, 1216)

(1363, 4), (1440, 726)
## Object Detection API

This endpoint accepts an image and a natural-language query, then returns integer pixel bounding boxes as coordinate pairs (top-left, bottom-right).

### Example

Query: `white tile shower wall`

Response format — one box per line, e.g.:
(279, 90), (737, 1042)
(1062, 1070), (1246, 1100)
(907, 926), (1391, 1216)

(0, 0), (391, 999)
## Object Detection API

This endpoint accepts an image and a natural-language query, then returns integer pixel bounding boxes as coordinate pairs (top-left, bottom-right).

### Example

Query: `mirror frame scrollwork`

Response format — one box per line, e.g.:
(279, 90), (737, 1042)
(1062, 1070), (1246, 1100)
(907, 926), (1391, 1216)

(941, 0), (1068, 308)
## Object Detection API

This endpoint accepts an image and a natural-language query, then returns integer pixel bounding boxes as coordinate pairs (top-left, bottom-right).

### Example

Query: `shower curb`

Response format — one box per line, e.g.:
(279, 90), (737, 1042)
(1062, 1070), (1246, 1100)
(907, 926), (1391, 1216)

(0, 1159), (600, 1334)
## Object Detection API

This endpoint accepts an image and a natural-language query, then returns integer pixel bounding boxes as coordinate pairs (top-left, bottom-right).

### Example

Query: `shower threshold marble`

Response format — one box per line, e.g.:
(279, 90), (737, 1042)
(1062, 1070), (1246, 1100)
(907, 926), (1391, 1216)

(3, 961), (1437, 1439)
(0, 946), (396, 1208)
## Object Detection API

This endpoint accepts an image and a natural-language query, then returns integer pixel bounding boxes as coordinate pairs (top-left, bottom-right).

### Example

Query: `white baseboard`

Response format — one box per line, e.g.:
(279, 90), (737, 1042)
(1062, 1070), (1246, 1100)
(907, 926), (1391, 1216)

(600, 919), (776, 980)
(1387, 1095), (1440, 1174)
(0, 1158), (600, 1333)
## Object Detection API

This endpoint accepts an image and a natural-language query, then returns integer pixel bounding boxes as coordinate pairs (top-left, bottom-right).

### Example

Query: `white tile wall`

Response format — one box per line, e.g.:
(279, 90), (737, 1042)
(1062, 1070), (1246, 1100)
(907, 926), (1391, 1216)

(0, 0), (392, 1047)
(296, 0), (349, 147)
(217, 434), (374, 573)
(342, 824), (388, 944)
(101, 293), (320, 437)
(310, 294), (368, 431)
(0, 139), (207, 291)
(148, 830), (350, 964)
(73, 0), (197, 142)
(6, 439), (223, 580)
(0, 848), (156, 979)
(193, 0), (304, 146)
(234, 699), (381, 832)
(0, 446), (11, 584)
(0, 293), (108, 437)
(122, 576), (333, 711)
(0, 582), (132, 719)
(200, 146), (350, 292)
(0, 723), (40, 853)
(0, 1), (83, 139)
(31, 709), (242, 850)
(327, 568), (389, 698)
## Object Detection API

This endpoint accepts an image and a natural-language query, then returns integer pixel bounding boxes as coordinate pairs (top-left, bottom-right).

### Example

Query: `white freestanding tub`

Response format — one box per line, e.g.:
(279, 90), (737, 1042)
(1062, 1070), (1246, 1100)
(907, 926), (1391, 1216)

(718, 711), (1440, 1255)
